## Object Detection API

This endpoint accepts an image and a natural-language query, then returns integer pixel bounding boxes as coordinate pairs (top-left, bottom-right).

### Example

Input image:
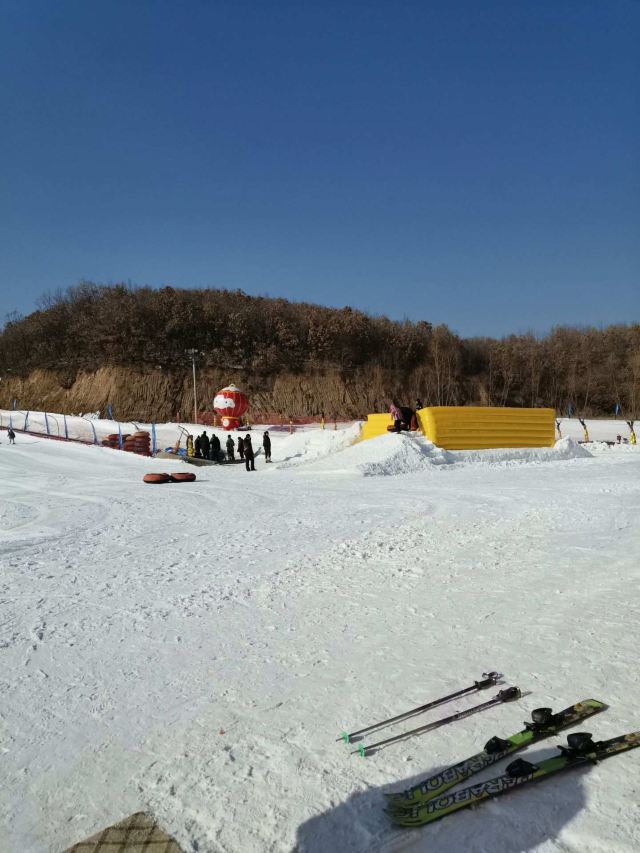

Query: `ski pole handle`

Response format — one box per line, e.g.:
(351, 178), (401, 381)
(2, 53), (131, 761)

(474, 671), (501, 690)
(498, 687), (521, 702)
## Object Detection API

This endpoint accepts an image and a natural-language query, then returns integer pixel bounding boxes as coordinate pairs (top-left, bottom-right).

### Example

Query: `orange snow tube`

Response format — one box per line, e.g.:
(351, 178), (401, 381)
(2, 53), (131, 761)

(170, 472), (196, 483)
(143, 473), (170, 484)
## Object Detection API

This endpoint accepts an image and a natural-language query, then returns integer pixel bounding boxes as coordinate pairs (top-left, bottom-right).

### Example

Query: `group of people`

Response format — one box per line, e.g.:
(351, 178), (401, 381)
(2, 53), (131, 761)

(193, 429), (272, 471)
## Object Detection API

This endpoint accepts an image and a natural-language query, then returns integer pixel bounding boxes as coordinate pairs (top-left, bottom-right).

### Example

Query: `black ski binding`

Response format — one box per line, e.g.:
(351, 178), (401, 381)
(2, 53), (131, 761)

(506, 758), (538, 778)
(559, 732), (597, 758)
(531, 707), (553, 725)
(484, 735), (511, 755)
(526, 706), (556, 731)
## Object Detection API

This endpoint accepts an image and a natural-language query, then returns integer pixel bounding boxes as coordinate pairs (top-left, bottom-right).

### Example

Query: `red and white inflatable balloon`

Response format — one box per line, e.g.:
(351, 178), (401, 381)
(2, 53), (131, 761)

(213, 384), (249, 430)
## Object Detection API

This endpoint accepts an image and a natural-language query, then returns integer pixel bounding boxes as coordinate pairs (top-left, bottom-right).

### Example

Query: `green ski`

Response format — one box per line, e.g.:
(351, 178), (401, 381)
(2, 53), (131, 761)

(386, 698), (605, 811)
(387, 729), (640, 827)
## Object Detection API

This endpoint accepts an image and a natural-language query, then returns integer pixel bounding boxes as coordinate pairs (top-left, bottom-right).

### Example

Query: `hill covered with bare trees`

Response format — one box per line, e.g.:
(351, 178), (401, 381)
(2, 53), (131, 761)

(0, 283), (638, 421)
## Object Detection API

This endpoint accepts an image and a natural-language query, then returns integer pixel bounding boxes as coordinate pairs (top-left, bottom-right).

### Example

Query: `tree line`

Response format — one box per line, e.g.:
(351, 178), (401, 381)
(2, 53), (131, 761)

(0, 282), (638, 417)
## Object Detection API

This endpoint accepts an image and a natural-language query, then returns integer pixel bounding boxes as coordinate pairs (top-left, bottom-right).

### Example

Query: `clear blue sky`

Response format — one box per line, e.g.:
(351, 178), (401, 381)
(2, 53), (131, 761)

(1, 0), (638, 337)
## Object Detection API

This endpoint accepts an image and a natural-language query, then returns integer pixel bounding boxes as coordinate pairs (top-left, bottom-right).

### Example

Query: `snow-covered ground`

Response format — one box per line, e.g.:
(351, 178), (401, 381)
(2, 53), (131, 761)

(1, 416), (639, 853)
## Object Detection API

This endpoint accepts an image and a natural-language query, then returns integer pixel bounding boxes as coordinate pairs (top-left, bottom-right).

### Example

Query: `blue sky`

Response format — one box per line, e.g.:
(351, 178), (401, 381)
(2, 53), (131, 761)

(0, 0), (638, 337)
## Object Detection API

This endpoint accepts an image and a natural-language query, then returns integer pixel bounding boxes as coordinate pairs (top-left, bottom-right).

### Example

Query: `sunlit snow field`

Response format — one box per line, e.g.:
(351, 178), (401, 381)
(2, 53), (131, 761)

(1, 414), (639, 853)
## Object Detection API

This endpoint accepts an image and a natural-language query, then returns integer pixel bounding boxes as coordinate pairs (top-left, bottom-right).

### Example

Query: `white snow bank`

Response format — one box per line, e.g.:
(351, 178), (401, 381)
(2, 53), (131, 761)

(293, 433), (449, 476)
(552, 436), (594, 458)
(285, 433), (593, 477)
(583, 440), (639, 454)
(274, 422), (362, 468)
(446, 436), (592, 468)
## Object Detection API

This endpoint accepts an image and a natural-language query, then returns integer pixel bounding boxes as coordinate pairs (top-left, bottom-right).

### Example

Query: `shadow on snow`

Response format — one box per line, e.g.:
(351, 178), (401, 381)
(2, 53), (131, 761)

(295, 747), (590, 853)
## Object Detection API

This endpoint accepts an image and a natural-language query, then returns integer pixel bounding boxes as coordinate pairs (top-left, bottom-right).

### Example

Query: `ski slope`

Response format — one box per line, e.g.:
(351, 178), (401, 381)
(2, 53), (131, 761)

(0, 420), (639, 853)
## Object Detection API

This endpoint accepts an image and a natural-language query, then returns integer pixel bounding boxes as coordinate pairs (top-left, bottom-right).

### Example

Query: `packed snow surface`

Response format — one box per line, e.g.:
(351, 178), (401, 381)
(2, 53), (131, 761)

(1, 415), (639, 853)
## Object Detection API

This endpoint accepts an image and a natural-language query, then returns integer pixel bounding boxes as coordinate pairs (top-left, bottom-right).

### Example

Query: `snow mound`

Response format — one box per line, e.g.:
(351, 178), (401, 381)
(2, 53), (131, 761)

(289, 433), (450, 476)
(553, 437), (594, 458)
(448, 436), (592, 467)
(274, 423), (363, 469)
(583, 440), (638, 454)
(285, 433), (593, 477)
(356, 435), (450, 476)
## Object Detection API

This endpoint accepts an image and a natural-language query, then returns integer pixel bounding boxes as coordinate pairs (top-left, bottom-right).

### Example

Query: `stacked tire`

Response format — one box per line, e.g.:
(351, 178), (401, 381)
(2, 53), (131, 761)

(102, 432), (122, 449)
(123, 431), (151, 456)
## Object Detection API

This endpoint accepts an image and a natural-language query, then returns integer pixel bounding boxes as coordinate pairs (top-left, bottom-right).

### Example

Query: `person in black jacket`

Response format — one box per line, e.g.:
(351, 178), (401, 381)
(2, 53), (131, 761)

(7, 428), (16, 444)
(194, 434), (202, 458)
(210, 433), (221, 461)
(226, 434), (235, 461)
(399, 407), (413, 428)
(243, 434), (255, 471)
(237, 435), (245, 460)
(200, 431), (210, 461)
(263, 430), (272, 462)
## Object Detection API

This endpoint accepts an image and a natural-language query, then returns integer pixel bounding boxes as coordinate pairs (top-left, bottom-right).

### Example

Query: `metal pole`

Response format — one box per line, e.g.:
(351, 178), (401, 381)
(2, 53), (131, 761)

(340, 672), (500, 743)
(192, 355), (198, 425)
(354, 687), (521, 756)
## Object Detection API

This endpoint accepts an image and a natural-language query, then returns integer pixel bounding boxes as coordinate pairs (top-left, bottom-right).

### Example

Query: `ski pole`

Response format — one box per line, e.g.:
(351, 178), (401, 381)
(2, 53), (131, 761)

(339, 672), (502, 744)
(353, 686), (521, 756)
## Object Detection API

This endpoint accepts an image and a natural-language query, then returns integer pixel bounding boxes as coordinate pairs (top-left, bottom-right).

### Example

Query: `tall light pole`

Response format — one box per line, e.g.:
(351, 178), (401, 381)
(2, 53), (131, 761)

(186, 349), (198, 425)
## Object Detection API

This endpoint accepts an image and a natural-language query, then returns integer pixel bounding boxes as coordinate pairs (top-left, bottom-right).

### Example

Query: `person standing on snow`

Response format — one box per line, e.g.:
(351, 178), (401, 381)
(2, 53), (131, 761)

(210, 433), (221, 462)
(263, 430), (272, 462)
(7, 428), (16, 444)
(389, 401), (403, 433)
(243, 434), (255, 471)
(237, 435), (245, 460)
(200, 431), (210, 461)
(226, 435), (235, 461)
(194, 434), (202, 458)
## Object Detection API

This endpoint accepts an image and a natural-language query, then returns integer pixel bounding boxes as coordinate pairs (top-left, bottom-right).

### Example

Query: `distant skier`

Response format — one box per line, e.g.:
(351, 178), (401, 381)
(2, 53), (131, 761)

(210, 433), (221, 462)
(7, 428), (15, 444)
(226, 435), (235, 461)
(263, 430), (271, 462)
(244, 434), (255, 471)
(237, 435), (245, 460)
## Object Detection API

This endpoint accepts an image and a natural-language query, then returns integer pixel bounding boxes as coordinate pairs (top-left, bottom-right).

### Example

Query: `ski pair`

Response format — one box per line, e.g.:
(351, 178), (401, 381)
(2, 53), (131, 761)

(387, 727), (640, 827)
(386, 698), (606, 810)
